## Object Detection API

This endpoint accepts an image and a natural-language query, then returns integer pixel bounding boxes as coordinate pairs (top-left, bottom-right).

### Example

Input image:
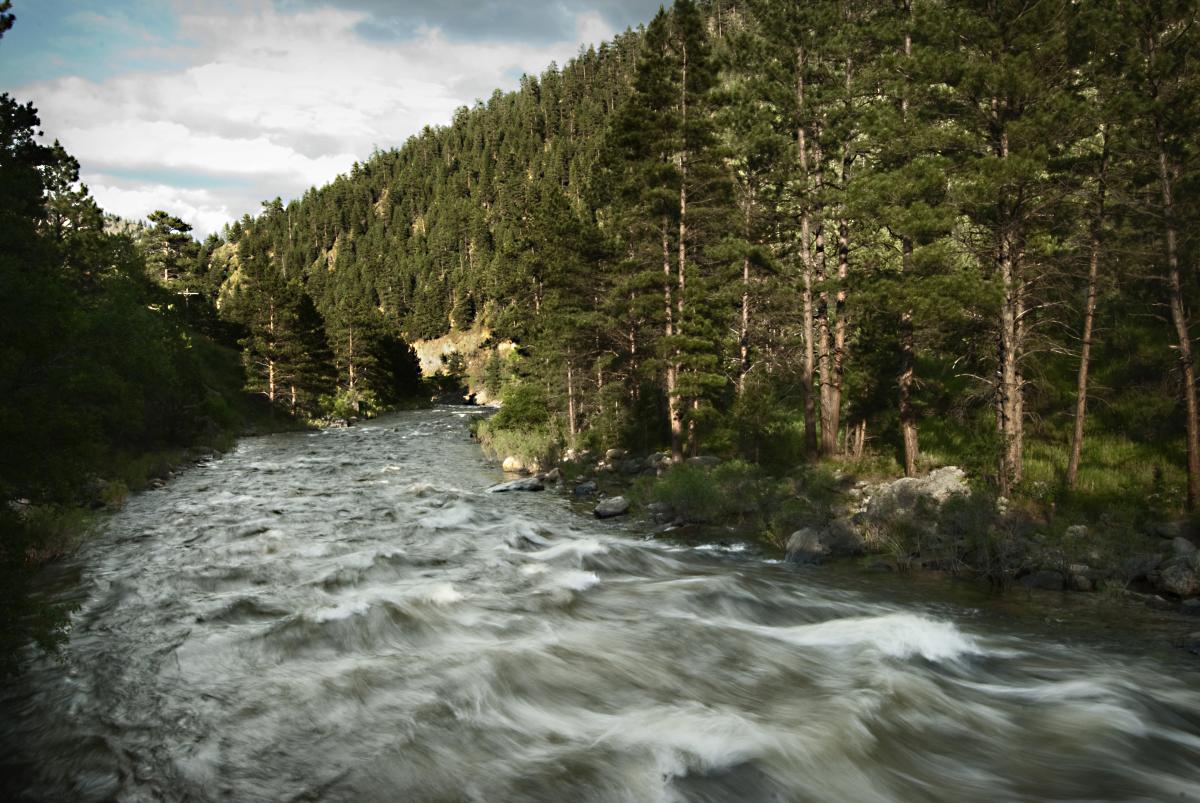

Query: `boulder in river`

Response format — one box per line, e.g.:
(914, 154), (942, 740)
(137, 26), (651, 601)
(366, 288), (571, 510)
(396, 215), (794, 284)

(785, 518), (865, 565)
(594, 496), (630, 519)
(785, 528), (830, 564)
(487, 477), (544, 493)
(573, 480), (598, 497)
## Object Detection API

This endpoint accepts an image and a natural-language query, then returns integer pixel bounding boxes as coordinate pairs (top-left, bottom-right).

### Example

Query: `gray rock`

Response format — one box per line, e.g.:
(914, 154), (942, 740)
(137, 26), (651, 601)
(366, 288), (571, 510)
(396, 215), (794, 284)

(604, 448), (627, 462)
(1180, 598), (1200, 616)
(864, 466), (969, 519)
(1153, 520), (1194, 540)
(1069, 573), (1094, 592)
(573, 481), (598, 497)
(1017, 570), (1065, 591)
(543, 467), (561, 483)
(487, 477), (544, 493)
(645, 453), (671, 469)
(646, 501), (674, 522)
(501, 455), (527, 473)
(594, 496), (630, 519)
(1064, 524), (1089, 540)
(1172, 537), (1197, 558)
(824, 517), (867, 556)
(686, 455), (721, 468)
(1139, 594), (1175, 611)
(1157, 562), (1200, 597)
(786, 528), (831, 564)
(618, 459), (644, 476)
(1121, 553), (1164, 582)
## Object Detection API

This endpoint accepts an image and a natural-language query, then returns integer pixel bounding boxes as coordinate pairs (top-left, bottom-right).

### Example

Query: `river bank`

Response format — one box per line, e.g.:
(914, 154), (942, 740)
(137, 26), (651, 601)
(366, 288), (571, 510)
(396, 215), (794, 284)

(479, 440), (1200, 644)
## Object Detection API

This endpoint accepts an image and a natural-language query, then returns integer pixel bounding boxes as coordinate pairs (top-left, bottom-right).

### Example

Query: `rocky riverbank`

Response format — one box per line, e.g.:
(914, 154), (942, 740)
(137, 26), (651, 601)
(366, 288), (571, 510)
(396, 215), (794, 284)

(483, 448), (1200, 619)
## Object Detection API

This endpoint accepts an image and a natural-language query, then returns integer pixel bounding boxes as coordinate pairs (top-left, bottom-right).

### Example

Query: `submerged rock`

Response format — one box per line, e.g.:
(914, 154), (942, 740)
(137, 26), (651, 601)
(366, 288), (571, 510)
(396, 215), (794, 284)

(487, 477), (544, 493)
(594, 496), (630, 519)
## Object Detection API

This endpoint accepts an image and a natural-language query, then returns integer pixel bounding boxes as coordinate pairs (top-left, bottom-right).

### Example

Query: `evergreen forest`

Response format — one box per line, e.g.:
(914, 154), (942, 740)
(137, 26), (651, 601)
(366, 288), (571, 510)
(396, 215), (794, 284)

(217, 0), (1200, 517)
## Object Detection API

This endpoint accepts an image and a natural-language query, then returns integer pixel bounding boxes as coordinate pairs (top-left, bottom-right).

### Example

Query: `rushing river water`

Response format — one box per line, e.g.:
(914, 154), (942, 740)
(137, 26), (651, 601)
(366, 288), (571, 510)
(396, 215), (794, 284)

(3, 408), (1200, 802)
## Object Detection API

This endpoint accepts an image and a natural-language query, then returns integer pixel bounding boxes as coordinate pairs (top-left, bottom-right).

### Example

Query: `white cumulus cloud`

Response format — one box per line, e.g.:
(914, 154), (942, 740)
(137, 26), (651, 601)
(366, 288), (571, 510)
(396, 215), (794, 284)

(15, 5), (617, 235)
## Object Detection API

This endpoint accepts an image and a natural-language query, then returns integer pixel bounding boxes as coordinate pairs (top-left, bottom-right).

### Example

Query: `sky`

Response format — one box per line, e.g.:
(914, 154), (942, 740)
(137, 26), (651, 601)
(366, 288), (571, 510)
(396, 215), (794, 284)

(0, 0), (661, 236)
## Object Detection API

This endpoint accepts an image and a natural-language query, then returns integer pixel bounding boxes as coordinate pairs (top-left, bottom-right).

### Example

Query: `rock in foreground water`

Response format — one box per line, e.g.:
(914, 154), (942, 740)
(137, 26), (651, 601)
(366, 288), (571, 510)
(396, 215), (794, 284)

(487, 477), (544, 493)
(594, 496), (630, 518)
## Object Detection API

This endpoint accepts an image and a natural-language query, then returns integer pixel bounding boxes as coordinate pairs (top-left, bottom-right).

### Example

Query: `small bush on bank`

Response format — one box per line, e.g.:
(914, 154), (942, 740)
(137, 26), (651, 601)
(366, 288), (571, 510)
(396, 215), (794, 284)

(490, 383), (551, 431)
(475, 420), (560, 469)
(643, 460), (788, 527)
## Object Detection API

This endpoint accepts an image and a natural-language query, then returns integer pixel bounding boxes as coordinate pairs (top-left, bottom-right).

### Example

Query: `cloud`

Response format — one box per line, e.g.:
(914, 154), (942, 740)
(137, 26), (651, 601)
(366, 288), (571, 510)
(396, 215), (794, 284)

(282, 0), (661, 44)
(11, 2), (632, 236)
(86, 176), (236, 238)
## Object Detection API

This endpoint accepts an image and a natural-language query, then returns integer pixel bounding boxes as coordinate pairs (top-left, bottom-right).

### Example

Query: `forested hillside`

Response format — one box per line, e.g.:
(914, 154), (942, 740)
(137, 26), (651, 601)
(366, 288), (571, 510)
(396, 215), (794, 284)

(220, 0), (1200, 517)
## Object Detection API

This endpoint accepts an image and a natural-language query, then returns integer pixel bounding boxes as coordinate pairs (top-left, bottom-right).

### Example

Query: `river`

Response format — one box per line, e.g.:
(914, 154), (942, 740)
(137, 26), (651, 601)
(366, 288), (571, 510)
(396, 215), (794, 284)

(3, 407), (1200, 802)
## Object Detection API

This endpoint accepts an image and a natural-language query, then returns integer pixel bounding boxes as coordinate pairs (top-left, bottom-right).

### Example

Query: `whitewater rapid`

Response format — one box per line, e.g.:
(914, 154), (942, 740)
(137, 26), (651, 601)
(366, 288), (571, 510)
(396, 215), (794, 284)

(3, 408), (1199, 802)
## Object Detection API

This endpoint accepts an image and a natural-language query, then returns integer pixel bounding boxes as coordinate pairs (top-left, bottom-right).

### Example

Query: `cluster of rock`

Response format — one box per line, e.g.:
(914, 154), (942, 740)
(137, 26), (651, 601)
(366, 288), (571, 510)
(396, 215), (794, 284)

(490, 447), (723, 520)
(785, 466), (971, 565)
(783, 465), (1200, 611)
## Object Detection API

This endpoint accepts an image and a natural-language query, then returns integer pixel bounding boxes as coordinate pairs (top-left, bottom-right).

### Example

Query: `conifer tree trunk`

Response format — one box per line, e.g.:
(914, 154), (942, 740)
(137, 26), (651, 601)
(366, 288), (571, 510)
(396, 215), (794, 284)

(678, 33), (691, 455)
(899, 237), (918, 476)
(993, 110), (1024, 496)
(663, 219), (682, 461)
(997, 228), (1024, 495)
(347, 323), (356, 392)
(267, 299), (277, 405)
(738, 189), (751, 393)
(1156, 121), (1200, 510)
(1066, 132), (1108, 492)
(826, 62), (854, 456)
(566, 357), (578, 445)
(796, 47), (818, 454)
(813, 125), (836, 457)
(897, 12), (919, 477)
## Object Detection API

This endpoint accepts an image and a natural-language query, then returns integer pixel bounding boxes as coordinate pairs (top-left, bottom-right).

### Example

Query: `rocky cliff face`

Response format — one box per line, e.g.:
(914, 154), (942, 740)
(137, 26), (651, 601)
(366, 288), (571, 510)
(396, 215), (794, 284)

(410, 326), (516, 405)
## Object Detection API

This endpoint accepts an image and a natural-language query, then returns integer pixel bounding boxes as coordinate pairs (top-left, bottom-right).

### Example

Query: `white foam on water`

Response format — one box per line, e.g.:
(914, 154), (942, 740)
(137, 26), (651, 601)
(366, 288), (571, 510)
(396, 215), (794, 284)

(735, 612), (982, 661)
(417, 583), (464, 605)
(525, 538), (609, 562)
(546, 569), (600, 592)
(520, 563), (550, 576)
(694, 542), (750, 553)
